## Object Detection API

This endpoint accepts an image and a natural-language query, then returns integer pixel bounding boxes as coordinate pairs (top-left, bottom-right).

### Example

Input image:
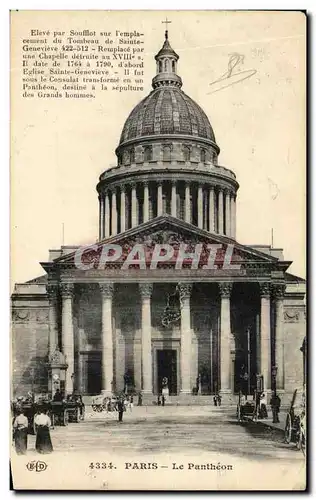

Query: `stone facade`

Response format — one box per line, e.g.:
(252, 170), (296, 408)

(11, 31), (306, 403)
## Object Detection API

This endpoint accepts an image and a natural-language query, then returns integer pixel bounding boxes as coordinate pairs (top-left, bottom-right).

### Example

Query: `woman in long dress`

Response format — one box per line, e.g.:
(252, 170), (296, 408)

(13, 408), (28, 455)
(34, 408), (53, 454)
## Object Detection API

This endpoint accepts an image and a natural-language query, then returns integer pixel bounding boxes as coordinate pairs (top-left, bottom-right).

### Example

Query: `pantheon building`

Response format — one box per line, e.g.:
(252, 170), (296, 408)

(12, 32), (306, 403)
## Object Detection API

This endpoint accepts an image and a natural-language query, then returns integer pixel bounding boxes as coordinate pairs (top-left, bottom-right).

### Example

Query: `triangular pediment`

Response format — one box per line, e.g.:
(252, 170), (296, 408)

(50, 216), (288, 272)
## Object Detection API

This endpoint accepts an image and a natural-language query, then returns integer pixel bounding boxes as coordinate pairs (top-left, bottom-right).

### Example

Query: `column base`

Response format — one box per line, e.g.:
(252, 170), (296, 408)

(180, 389), (192, 395)
(219, 389), (232, 395)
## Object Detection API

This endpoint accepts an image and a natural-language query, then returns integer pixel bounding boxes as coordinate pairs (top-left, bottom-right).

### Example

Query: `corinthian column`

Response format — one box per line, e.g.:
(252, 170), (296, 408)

(185, 182), (191, 223)
(143, 182), (149, 223)
(273, 284), (286, 390)
(230, 193), (236, 239)
(157, 182), (163, 216)
(111, 189), (117, 236)
(260, 283), (271, 392)
(197, 184), (203, 229)
(100, 283), (114, 394)
(219, 282), (232, 395)
(218, 189), (224, 234)
(139, 283), (153, 394)
(209, 186), (215, 232)
(120, 186), (126, 233)
(61, 283), (74, 395)
(171, 181), (177, 218)
(225, 190), (231, 237)
(178, 283), (193, 394)
(47, 284), (58, 356)
(131, 183), (138, 227)
(99, 194), (104, 240)
(104, 191), (110, 238)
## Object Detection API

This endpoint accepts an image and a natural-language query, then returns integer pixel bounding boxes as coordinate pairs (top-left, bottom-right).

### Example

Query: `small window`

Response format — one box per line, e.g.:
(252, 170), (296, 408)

(130, 149), (135, 163)
(163, 145), (172, 161)
(123, 150), (130, 165)
(172, 60), (176, 72)
(200, 149), (206, 163)
(159, 61), (163, 72)
(183, 146), (190, 161)
(144, 146), (152, 162)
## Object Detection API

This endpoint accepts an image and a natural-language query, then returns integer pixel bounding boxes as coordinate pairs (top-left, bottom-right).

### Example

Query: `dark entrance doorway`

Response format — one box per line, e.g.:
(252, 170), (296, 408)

(157, 350), (177, 395)
(86, 355), (102, 395)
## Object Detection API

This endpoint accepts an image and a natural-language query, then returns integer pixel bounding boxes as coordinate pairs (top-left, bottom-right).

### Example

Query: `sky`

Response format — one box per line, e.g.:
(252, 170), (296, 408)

(10, 10), (306, 287)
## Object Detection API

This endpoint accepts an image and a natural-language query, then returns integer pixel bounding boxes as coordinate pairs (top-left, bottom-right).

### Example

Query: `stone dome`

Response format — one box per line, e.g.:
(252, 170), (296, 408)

(119, 87), (216, 146)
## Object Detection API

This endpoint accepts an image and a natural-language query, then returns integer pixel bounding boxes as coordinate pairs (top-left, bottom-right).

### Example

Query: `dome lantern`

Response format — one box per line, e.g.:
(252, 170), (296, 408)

(152, 30), (182, 89)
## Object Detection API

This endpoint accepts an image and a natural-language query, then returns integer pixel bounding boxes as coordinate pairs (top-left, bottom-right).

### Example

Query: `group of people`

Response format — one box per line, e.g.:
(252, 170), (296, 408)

(13, 406), (53, 456)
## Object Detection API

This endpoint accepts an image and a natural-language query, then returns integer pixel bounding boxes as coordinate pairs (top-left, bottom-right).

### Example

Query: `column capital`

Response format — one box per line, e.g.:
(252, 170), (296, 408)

(60, 283), (74, 299)
(259, 282), (271, 298)
(177, 283), (192, 302)
(99, 282), (114, 298)
(219, 282), (233, 298)
(120, 184), (126, 193)
(143, 180), (149, 188)
(46, 283), (58, 300)
(272, 283), (286, 300)
(139, 282), (153, 298)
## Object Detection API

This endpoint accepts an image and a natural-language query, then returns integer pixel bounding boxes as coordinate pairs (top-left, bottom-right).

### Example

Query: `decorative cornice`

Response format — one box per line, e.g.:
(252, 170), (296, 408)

(99, 282), (114, 298)
(139, 283), (153, 298)
(60, 283), (74, 299)
(218, 282), (233, 298)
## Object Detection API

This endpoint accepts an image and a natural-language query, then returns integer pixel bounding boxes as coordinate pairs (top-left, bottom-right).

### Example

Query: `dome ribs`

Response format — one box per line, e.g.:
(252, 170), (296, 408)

(177, 91), (192, 136)
(142, 91), (160, 136)
(171, 90), (181, 133)
(153, 89), (165, 134)
(160, 89), (174, 134)
(118, 88), (216, 145)
(183, 93), (199, 136)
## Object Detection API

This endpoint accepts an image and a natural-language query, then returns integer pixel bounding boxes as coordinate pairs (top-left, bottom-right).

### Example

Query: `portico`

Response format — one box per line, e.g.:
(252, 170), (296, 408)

(45, 220), (287, 399)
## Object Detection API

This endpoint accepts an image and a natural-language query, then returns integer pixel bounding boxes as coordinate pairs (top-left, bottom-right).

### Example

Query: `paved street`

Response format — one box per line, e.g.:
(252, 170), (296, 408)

(12, 406), (306, 490)
(23, 406), (303, 461)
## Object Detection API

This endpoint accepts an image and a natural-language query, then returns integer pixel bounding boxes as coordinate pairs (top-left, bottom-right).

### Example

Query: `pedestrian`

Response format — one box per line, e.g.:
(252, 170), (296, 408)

(270, 391), (281, 423)
(117, 397), (125, 422)
(137, 392), (142, 406)
(217, 394), (222, 407)
(34, 407), (53, 454)
(13, 407), (28, 455)
(213, 395), (218, 407)
(260, 393), (268, 419)
(157, 395), (161, 406)
(162, 394), (165, 407)
(53, 389), (63, 402)
(129, 394), (134, 412)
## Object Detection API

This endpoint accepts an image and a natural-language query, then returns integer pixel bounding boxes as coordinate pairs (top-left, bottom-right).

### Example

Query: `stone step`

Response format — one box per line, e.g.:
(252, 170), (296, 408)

(82, 394), (240, 407)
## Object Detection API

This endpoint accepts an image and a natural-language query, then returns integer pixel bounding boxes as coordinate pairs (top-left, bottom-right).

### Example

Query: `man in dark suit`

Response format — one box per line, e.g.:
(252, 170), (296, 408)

(117, 397), (125, 422)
